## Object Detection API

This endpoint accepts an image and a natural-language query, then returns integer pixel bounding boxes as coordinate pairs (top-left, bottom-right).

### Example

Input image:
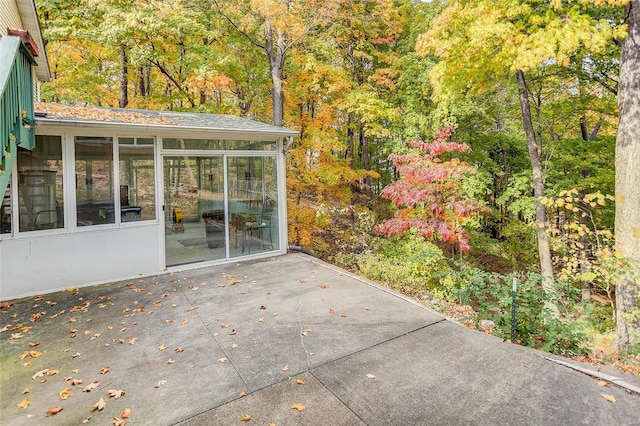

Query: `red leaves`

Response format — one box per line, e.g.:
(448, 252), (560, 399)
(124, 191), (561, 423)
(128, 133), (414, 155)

(377, 127), (486, 252)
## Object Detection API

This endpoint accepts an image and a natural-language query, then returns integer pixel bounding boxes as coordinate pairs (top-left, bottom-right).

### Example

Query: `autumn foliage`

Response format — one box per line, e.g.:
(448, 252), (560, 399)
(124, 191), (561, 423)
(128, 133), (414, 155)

(375, 127), (486, 252)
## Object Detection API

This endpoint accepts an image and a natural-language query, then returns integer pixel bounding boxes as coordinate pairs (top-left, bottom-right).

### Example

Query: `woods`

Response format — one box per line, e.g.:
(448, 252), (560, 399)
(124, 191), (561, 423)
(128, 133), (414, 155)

(35, 0), (639, 366)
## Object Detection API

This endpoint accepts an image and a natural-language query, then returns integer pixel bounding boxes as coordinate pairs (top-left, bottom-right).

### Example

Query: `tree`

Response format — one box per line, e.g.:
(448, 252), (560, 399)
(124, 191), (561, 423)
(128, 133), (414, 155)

(615, 0), (640, 351)
(375, 127), (487, 252)
(416, 0), (628, 300)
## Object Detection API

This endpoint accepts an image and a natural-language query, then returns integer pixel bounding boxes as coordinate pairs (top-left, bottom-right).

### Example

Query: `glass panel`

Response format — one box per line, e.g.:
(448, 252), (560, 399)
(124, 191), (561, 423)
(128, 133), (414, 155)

(164, 156), (225, 266)
(75, 136), (115, 226)
(119, 137), (155, 221)
(163, 138), (276, 151)
(228, 156), (279, 257)
(18, 135), (64, 231)
(1, 183), (11, 234)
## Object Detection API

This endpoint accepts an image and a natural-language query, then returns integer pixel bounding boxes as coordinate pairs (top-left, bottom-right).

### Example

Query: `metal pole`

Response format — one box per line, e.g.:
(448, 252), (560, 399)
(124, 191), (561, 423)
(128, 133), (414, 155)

(511, 277), (517, 343)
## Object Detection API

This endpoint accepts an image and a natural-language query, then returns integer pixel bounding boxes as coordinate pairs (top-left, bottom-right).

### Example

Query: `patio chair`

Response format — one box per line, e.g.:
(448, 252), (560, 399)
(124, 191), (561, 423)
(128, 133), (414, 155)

(244, 198), (275, 253)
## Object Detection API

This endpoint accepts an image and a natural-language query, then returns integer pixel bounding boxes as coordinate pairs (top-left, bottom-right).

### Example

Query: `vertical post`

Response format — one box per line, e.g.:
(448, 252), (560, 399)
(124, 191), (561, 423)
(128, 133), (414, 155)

(511, 277), (518, 343)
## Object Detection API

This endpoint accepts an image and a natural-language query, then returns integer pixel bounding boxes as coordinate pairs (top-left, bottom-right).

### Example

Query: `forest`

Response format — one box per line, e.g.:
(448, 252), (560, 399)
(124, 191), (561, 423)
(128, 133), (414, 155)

(36, 0), (639, 371)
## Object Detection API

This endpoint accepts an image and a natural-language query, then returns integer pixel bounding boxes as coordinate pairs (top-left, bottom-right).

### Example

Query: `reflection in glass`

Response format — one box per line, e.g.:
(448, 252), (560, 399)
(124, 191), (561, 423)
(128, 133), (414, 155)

(119, 137), (155, 221)
(75, 136), (114, 226)
(18, 135), (64, 231)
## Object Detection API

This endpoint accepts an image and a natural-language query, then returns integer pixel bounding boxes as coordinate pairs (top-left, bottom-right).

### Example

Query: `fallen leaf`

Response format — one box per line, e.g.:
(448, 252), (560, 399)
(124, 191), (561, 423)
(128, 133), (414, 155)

(363, 306), (370, 310)
(159, 344), (168, 351)
(601, 394), (616, 403)
(258, 318), (264, 322)
(175, 347), (185, 353)
(221, 323), (231, 328)
(240, 414), (251, 421)
(108, 389), (126, 399)
(10, 333), (23, 339)
(301, 329), (311, 336)
(259, 305), (266, 310)
(113, 417), (126, 426)
(328, 308), (335, 314)
(92, 397), (106, 411)
(128, 337), (137, 345)
(154, 380), (167, 388)
(366, 374), (376, 379)
(239, 389), (247, 397)
(321, 284), (328, 289)
(597, 380), (609, 387)
(121, 407), (131, 419)
(229, 329), (237, 335)
(46, 406), (64, 416)
(340, 312), (348, 318)
(218, 357), (228, 363)
(32, 369), (49, 379)
(231, 343), (239, 349)
(47, 370), (59, 376)
(83, 381), (100, 392)
(297, 379), (305, 385)
(23, 387), (31, 394)
(166, 358), (175, 364)
(59, 387), (73, 400)
(282, 365), (289, 372)
(291, 403), (305, 411)
(72, 379), (83, 386)
(100, 366), (110, 375)
(17, 398), (30, 409)
(22, 361), (32, 367)
(181, 319), (189, 325)
(82, 417), (91, 424)
(72, 352), (82, 358)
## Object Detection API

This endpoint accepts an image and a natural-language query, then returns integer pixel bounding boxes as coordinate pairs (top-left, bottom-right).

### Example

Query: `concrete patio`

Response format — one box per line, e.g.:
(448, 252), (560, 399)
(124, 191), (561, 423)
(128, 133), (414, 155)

(1, 253), (639, 425)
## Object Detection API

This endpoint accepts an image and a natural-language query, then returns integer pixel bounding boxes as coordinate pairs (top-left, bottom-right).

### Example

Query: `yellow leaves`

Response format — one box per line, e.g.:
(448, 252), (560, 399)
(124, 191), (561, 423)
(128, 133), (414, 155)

(128, 337), (137, 345)
(282, 365), (290, 372)
(240, 414), (252, 421)
(57, 386), (73, 400)
(17, 398), (30, 409)
(20, 350), (42, 360)
(159, 344), (168, 351)
(296, 379), (305, 385)
(291, 403), (305, 411)
(366, 373), (376, 379)
(601, 394), (616, 403)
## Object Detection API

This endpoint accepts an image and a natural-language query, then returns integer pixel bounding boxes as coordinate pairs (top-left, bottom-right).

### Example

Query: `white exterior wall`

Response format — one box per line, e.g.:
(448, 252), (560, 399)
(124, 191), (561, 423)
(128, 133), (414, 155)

(0, 224), (161, 299)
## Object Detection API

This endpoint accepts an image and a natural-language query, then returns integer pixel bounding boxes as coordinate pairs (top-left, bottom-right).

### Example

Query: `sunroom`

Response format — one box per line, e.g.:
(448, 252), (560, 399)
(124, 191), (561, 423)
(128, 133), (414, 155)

(0, 103), (298, 300)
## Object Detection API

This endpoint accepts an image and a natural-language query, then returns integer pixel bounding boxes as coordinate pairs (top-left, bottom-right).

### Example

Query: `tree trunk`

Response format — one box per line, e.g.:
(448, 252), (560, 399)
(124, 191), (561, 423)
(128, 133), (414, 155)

(265, 22), (286, 127)
(360, 124), (372, 197)
(615, 0), (640, 352)
(515, 70), (556, 302)
(119, 44), (128, 108)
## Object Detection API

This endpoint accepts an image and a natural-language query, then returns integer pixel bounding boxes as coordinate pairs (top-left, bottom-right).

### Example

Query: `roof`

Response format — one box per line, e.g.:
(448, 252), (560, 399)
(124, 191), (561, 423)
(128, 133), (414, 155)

(34, 102), (299, 139)
(16, 0), (50, 81)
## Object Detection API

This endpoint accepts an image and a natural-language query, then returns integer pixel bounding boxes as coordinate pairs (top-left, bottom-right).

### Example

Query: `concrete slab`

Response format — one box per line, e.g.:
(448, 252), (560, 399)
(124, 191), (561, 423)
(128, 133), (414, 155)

(177, 372), (366, 425)
(1, 253), (639, 426)
(312, 320), (640, 425)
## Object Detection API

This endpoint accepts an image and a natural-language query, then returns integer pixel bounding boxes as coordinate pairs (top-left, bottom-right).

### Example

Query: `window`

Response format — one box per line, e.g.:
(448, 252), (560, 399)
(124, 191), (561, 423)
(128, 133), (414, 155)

(75, 136), (115, 226)
(163, 138), (276, 151)
(118, 137), (155, 221)
(17, 135), (64, 231)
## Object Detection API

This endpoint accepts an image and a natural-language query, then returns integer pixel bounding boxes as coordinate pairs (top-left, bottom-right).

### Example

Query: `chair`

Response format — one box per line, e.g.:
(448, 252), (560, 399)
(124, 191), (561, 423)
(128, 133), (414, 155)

(244, 198), (275, 253)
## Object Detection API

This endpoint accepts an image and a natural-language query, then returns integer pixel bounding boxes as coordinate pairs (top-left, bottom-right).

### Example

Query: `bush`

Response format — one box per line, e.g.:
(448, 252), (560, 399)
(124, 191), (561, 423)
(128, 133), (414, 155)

(452, 265), (589, 357)
(355, 236), (456, 298)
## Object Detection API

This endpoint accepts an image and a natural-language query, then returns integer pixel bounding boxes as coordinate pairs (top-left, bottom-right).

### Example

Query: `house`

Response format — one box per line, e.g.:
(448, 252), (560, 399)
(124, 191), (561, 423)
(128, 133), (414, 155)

(0, 1), (298, 300)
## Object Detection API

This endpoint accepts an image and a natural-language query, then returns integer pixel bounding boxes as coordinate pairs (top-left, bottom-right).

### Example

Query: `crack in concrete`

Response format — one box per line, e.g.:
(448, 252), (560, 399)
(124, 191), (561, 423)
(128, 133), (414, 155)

(297, 297), (312, 371)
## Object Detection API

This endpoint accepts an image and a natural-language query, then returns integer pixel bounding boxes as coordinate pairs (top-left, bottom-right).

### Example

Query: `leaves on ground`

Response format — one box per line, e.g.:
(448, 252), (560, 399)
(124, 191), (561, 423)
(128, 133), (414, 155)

(121, 407), (131, 418)
(83, 381), (100, 392)
(17, 398), (30, 409)
(366, 373), (376, 379)
(240, 414), (251, 421)
(297, 379), (305, 385)
(107, 389), (126, 399)
(239, 389), (247, 397)
(291, 403), (305, 411)
(46, 406), (64, 416)
(282, 365), (289, 372)
(100, 366), (110, 375)
(59, 387), (73, 400)
(601, 394), (616, 403)
(154, 380), (167, 388)
(92, 397), (106, 411)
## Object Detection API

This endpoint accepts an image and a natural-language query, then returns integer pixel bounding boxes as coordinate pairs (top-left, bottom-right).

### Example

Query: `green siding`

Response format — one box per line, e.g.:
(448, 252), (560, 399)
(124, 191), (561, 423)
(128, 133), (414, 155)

(0, 35), (36, 197)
